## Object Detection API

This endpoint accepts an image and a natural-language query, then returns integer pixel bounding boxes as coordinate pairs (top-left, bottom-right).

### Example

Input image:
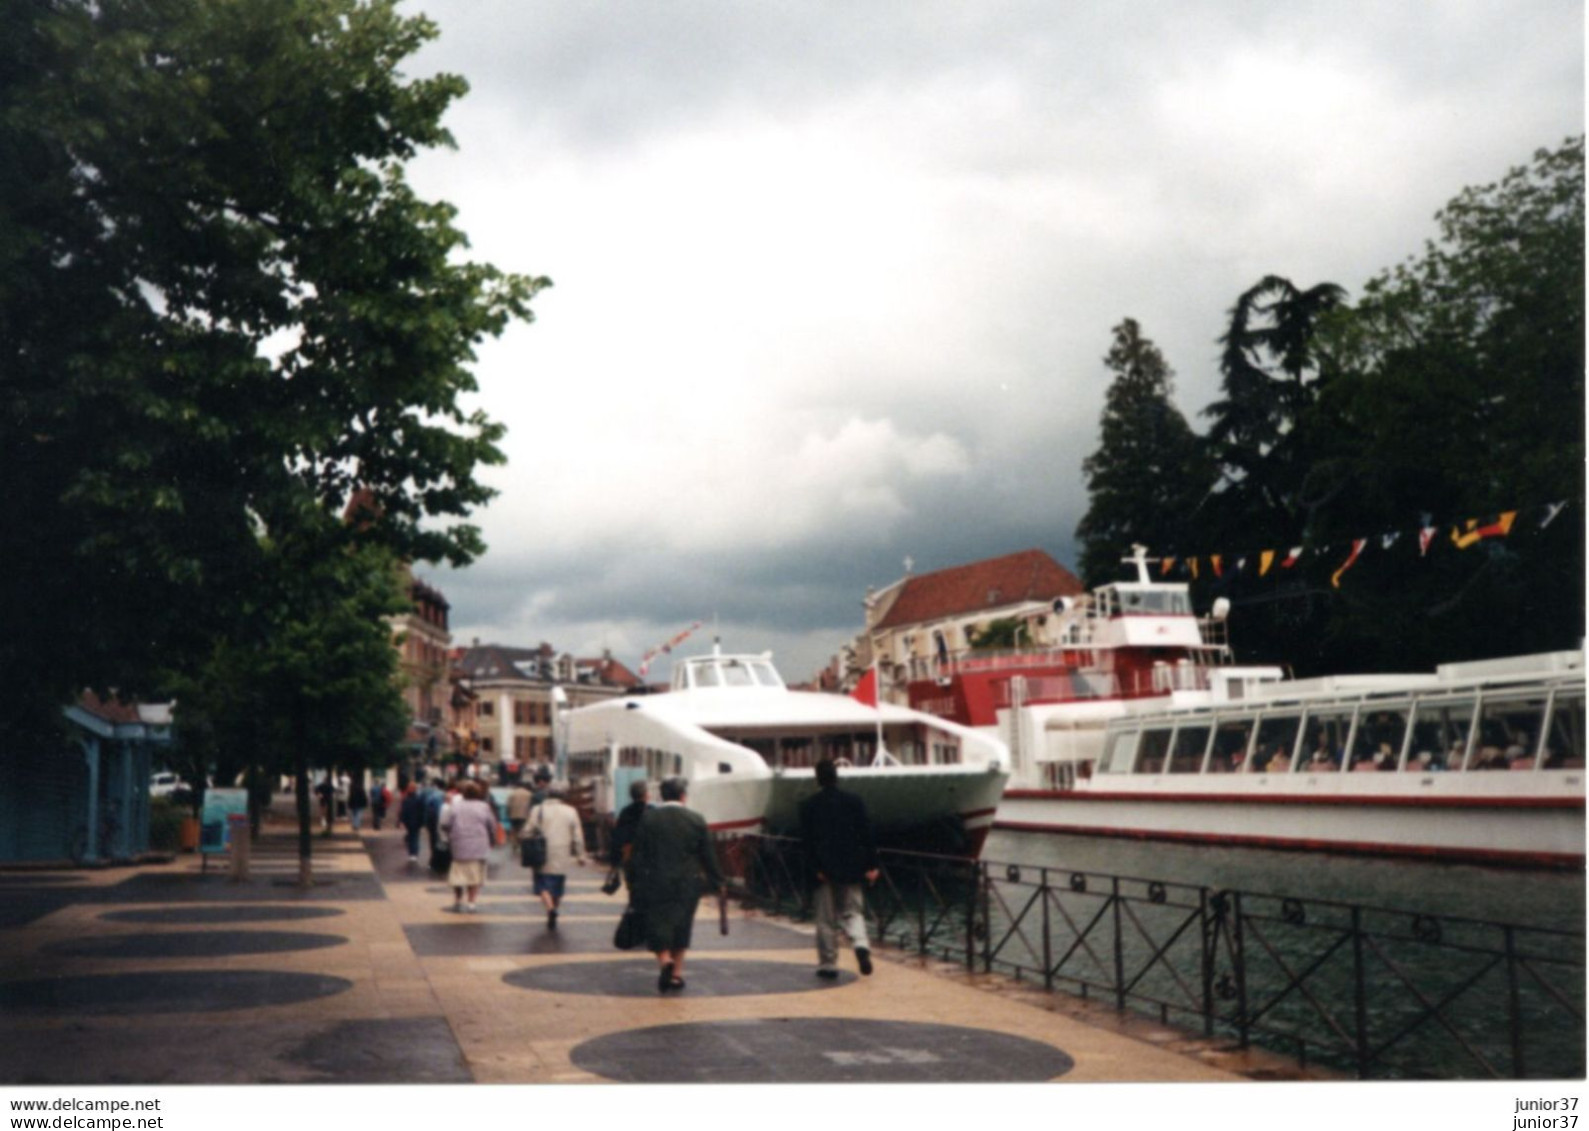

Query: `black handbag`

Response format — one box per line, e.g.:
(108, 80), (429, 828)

(613, 905), (645, 950)
(520, 833), (547, 869)
(429, 845), (452, 874)
(600, 867), (622, 895)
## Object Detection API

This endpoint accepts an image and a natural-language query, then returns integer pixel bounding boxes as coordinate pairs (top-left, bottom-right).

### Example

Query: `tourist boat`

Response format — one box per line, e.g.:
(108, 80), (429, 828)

(558, 646), (1011, 856)
(902, 547), (1586, 867)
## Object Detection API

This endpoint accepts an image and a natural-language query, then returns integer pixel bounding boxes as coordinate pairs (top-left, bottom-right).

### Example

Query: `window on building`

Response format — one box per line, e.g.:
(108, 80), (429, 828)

(479, 700), (494, 718)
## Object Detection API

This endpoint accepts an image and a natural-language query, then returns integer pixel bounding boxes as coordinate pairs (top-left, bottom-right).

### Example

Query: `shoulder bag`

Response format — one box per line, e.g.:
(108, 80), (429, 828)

(520, 807), (547, 869)
(613, 904), (645, 950)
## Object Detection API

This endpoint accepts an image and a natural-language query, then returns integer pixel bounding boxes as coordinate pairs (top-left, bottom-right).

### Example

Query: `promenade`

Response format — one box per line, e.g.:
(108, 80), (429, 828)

(0, 819), (1303, 1086)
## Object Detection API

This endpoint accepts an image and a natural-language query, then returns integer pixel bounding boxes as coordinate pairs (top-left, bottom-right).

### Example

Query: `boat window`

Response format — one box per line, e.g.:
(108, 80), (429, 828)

(1252, 714), (1301, 772)
(1542, 691), (1585, 768)
(1099, 731), (1139, 774)
(720, 660), (756, 687)
(1300, 707), (1356, 772)
(1168, 725), (1211, 773)
(1405, 696), (1476, 772)
(1136, 728), (1173, 774)
(1351, 708), (1409, 771)
(749, 661), (781, 687)
(1473, 694), (1548, 770)
(780, 736), (815, 768)
(692, 664), (721, 688)
(1209, 716), (1256, 773)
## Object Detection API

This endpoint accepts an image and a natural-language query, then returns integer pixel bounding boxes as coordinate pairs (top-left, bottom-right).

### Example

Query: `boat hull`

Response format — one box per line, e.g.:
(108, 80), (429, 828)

(995, 781), (1586, 868)
(764, 765), (1009, 858)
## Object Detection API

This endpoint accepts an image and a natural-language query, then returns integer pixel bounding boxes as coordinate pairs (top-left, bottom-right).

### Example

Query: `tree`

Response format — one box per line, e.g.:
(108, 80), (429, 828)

(0, 0), (547, 745)
(1075, 319), (1211, 585)
(1307, 137), (1585, 668)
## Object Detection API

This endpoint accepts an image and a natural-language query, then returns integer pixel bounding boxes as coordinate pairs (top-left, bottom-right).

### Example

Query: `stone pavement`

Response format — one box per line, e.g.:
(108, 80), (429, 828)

(0, 821), (1288, 1085)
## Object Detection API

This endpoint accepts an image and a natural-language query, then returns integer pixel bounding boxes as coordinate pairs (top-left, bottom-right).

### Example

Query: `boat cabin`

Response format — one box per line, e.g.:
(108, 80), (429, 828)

(671, 651), (785, 691)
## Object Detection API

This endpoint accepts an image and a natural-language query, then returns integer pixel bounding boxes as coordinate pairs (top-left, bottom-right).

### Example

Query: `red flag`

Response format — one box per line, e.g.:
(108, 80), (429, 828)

(1331, 539), (1366, 588)
(1281, 546), (1303, 569)
(852, 668), (879, 708)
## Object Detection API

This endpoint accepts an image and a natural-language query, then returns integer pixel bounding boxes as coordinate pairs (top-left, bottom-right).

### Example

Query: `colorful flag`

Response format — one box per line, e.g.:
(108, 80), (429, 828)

(1188, 557), (1199, 580)
(1160, 556), (1177, 576)
(1380, 532), (1401, 551)
(1331, 539), (1366, 588)
(1210, 555), (1223, 578)
(1259, 549), (1276, 576)
(1451, 512), (1517, 549)
(1540, 501), (1568, 529)
(1418, 526), (1437, 556)
(852, 668), (879, 708)
(1281, 546), (1303, 569)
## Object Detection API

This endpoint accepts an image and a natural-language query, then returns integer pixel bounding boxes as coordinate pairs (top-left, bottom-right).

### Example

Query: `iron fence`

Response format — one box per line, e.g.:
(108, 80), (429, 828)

(716, 833), (1585, 1080)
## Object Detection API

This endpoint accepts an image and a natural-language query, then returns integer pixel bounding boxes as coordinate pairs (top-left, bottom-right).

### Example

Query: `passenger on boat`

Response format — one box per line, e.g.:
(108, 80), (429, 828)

(1308, 749), (1337, 773)
(1266, 747), (1293, 773)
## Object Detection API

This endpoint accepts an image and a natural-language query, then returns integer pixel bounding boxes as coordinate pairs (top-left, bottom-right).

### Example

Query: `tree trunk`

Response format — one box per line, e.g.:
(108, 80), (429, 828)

(294, 743), (313, 888)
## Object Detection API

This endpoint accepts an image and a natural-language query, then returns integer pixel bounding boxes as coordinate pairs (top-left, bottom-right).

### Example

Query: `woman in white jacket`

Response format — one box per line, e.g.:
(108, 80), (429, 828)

(525, 783), (587, 929)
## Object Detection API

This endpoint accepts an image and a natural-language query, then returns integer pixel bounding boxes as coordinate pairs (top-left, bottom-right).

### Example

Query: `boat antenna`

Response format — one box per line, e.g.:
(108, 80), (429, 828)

(1123, 544), (1158, 584)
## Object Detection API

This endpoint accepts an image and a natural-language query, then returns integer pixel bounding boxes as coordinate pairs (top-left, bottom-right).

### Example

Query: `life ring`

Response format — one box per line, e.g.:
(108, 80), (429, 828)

(833, 757), (853, 768)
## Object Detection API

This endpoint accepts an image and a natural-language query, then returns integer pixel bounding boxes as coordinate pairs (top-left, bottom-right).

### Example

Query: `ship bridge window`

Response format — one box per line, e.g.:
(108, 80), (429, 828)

(720, 660), (758, 687)
(1473, 694), (1548, 770)
(1168, 725), (1211, 773)
(1135, 728), (1173, 774)
(1251, 713), (1301, 772)
(749, 661), (781, 687)
(692, 664), (721, 688)
(1406, 697), (1476, 772)
(1543, 691), (1585, 768)
(1210, 716), (1257, 772)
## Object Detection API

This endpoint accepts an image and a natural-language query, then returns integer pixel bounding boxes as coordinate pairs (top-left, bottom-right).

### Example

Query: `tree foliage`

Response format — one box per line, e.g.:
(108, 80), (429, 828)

(1075, 319), (1211, 585)
(1, 0), (547, 742)
(1074, 138), (1584, 674)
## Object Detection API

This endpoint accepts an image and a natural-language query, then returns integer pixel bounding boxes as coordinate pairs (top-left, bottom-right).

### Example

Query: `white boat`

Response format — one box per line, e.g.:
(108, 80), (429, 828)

(559, 646), (1011, 856)
(901, 547), (1586, 868)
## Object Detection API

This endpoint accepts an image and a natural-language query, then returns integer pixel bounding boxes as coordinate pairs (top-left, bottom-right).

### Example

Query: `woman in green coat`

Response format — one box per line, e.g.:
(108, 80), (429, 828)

(630, 777), (725, 992)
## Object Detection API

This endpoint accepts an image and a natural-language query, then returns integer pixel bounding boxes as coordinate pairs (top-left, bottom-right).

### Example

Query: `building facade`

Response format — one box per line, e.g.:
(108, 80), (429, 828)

(837, 548), (1086, 703)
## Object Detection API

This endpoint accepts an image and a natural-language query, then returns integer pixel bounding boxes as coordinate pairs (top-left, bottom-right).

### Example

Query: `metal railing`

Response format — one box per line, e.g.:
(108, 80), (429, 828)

(716, 834), (1585, 1080)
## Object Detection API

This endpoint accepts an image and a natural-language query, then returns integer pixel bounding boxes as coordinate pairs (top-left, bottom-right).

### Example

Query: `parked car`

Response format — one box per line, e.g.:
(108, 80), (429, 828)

(149, 772), (186, 798)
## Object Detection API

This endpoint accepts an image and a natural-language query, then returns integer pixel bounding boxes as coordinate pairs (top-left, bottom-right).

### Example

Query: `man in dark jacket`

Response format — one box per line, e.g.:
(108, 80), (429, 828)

(799, 758), (880, 977)
(611, 780), (650, 890)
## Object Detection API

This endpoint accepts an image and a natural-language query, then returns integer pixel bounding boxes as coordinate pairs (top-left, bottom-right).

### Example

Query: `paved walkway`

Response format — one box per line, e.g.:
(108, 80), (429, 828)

(0, 821), (1294, 1085)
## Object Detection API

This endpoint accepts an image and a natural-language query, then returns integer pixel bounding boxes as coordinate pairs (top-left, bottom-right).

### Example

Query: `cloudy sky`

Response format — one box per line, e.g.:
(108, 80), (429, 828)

(399, 1), (1583, 682)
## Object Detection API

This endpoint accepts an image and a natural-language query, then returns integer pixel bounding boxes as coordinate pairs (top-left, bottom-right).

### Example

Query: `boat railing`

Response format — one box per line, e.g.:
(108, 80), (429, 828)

(715, 833), (1585, 1081)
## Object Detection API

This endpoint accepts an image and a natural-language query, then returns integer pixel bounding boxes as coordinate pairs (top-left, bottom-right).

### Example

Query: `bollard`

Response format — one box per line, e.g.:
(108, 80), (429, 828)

(227, 813), (251, 882)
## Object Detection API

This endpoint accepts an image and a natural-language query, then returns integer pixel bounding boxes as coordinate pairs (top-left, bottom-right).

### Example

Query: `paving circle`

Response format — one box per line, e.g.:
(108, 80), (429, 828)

(406, 916), (806, 957)
(571, 1017), (1075, 1082)
(42, 930), (348, 959)
(504, 958), (856, 997)
(0, 970), (353, 1015)
(100, 905), (345, 925)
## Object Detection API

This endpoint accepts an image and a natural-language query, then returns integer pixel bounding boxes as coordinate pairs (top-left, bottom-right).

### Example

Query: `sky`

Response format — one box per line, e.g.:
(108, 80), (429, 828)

(398, 0), (1584, 683)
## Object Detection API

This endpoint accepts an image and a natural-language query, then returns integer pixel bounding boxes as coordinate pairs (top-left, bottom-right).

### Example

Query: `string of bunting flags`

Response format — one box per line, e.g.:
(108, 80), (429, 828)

(1154, 500), (1572, 590)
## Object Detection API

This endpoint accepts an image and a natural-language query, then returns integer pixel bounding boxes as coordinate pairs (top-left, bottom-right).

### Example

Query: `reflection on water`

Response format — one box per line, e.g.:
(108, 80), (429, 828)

(985, 830), (1586, 932)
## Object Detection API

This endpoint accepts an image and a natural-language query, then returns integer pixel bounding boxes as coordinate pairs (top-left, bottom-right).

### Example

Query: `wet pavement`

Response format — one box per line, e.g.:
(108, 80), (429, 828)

(0, 818), (1270, 1085)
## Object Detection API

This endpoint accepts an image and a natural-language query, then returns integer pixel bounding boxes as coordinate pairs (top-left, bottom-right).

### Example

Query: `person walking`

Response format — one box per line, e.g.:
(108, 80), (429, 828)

(610, 780), (649, 891)
(525, 782), (587, 929)
(799, 758), (880, 978)
(439, 780), (499, 913)
(420, 777), (446, 861)
(397, 783), (425, 863)
(630, 777), (725, 993)
(347, 776), (369, 833)
(507, 779), (534, 839)
(371, 780), (389, 830)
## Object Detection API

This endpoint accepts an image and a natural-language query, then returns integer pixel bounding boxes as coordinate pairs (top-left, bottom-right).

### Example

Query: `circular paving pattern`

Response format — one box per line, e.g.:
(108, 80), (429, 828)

(101, 906), (345, 925)
(42, 930), (348, 959)
(0, 970), (353, 1015)
(571, 1017), (1075, 1082)
(504, 958), (856, 998)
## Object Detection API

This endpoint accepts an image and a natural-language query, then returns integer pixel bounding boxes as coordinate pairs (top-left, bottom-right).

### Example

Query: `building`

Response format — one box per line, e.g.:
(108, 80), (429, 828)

(842, 549), (1086, 702)
(452, 643), (638, 779)
(394, 571), (452, 759)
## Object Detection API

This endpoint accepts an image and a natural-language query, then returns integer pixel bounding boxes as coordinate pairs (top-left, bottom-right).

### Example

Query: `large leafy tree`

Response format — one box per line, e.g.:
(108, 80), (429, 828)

(1308, 137), (1585, 669)
(1, 0), (546, 744)
(1075, 319), (1211, 585)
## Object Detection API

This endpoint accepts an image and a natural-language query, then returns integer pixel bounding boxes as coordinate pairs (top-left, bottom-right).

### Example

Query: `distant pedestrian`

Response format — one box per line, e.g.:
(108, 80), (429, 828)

(611, 780), (650, 890)
(348, 777), (369, 832)
(315, 776), (335, 833)
(439, 780), (500, 913)
(530, 765), (552, 807)
(507, 780), (534, 837)
(420, 779), (446, 858)
(371, 781), (389, 830)
(799, 759), (879, 978)
(525, 782), (587, 930)
(397, 784), (424, 863)
(630, 777), (724, 993)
